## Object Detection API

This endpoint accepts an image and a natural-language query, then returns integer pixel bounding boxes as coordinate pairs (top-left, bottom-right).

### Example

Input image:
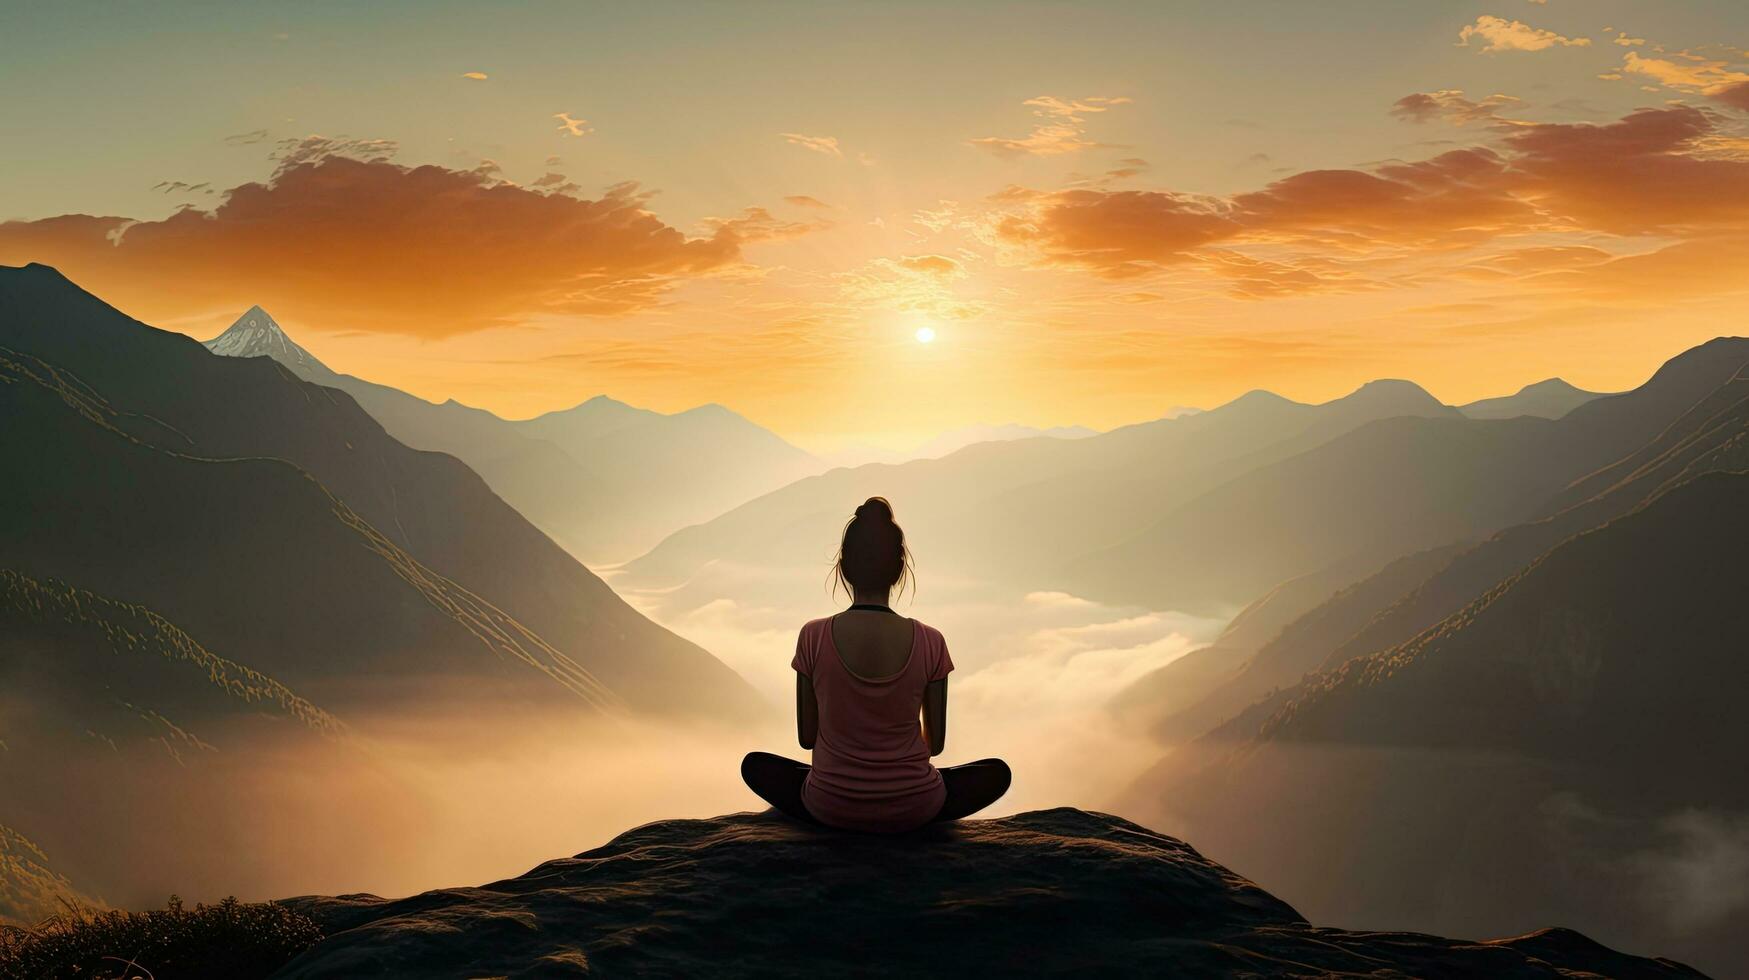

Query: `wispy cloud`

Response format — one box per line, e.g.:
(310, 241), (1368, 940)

(780, 133), (842, 157)
(969, 96), (1131, 158)
(554, 113), (591, 137)
(783, 195), (832, 209)
(461, 71), (489, 81)
(223, 129), (270, 146)
(1458, 15), (1590, 52)
(1620, 50), (1749, 97)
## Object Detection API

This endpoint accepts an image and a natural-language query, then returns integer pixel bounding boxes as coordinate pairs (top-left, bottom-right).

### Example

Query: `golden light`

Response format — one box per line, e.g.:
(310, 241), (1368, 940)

(915, 326), (937, 344)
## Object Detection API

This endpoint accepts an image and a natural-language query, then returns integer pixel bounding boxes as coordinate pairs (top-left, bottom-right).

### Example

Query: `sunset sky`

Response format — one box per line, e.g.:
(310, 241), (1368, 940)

(5, 1), (1749, 450)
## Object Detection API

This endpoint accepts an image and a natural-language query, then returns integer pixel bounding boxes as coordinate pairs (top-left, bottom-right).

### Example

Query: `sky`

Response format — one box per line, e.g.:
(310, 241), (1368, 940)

(4, 1), (1749, 451)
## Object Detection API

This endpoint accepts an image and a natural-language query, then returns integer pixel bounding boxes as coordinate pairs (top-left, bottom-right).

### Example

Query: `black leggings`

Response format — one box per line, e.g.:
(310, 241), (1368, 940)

(741, 751), (1011, 828)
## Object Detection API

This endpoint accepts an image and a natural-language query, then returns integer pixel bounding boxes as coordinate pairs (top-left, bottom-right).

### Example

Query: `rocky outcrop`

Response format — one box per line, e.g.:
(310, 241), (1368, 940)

(276, 809), (1703, 978)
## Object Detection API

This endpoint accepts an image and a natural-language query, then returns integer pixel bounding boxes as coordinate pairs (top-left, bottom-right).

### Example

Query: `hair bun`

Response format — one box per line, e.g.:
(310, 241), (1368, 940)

(855, 496), (894, 523)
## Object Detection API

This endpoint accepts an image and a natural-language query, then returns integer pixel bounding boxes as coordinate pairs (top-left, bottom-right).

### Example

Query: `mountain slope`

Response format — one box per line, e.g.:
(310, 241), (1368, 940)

(0, 264), (757, 718)
(0, 344), (621, 714)
(1114, 541), (1469, 742)
(1109, 338), (1749, 747)
(1133, 471), (1749, 977)
(1457, 378), (1603, 420)
(275, 809), (1700, 979)
(1315, 364), (1749, 679)
(202, 308), (823, 563)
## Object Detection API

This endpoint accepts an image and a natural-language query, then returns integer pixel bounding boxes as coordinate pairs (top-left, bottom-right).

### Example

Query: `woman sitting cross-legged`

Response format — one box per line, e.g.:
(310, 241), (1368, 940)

(741, 496), (1011, 833)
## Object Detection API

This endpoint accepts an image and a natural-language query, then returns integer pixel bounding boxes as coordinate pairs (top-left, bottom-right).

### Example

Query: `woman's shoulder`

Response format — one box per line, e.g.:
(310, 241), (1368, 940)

(909, 618), (947, 645)
(799, 616), (835, 638)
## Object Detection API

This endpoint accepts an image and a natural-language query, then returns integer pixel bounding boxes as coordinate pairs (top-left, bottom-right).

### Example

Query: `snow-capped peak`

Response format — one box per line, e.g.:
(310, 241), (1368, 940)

(203, 306), (331, 378)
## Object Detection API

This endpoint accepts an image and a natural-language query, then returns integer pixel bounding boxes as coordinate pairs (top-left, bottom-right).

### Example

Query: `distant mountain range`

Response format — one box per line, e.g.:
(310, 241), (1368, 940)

(617, 372), (1632, 622)
(1455, 377), (1605, 420)
(201, 307), (825, 564)
(823, 422), (1104, 468)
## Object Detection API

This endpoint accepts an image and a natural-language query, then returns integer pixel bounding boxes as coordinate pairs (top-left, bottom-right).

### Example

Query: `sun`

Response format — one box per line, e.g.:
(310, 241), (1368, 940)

(915, 326), (937, 344)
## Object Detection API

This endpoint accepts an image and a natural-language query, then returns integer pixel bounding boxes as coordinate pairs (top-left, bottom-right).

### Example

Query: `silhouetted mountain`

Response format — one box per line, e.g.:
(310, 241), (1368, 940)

(0, 264), (757, 719)
(1137, 353), (1749, 748)
(620, 379), (1460, 616)
(275, 809), (1700, 979)
(1458, 378), (1604, 420)
(1103, 337), (1749, 735)
(1132, 471), (1749, 977)
(203, 307), (823, 563)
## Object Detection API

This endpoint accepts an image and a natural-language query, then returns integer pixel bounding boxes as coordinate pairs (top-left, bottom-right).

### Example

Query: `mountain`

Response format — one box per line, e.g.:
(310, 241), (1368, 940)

(1131, 471), (1749, 977)
(1062, 412), (1586, 612)
(908, 422), (1099, 460)
(0, 264), (757, 719)
(619, 378), (1462, 619)
(1119, 342), (1749, 748)
(202, 307), (823, 564)
(201, 305), (332, 380)
(1457, 378), (1604, 420)
(273, 809), (1699, 979)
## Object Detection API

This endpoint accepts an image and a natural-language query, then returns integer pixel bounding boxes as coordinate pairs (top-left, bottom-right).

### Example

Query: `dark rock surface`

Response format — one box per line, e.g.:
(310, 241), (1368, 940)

(276, 809), (1705, 978)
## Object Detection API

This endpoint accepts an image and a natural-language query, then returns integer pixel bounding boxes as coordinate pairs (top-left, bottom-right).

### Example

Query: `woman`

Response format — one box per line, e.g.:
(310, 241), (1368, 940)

(741, 496), (1011, 833)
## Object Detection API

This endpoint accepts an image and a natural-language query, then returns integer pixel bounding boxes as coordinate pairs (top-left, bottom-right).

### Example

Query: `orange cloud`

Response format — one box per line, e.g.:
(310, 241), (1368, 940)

(784, 195), (832, 209)
(461, 71), (488, 80)
(1502, 105), (1749, 234)
(989, 189), (1236, 277)
(894, 254), (963, 277)
(1716, 81), (1749, 112)
(0, 154), (766, 336)
(977, 106), (1749, 293)
(1458, 15), (1590, 53)
(1620, 51), (1749, 96)
(970, 96), (1131, 158)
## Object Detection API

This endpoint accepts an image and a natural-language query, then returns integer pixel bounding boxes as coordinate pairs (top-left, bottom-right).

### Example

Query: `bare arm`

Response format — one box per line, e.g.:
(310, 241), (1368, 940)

(922, 677), (948, 756)
(796, 672), (818, 750)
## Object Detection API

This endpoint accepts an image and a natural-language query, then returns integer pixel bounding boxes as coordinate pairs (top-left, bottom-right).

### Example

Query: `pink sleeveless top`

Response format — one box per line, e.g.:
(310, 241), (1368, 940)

(792, 615), (954, 833)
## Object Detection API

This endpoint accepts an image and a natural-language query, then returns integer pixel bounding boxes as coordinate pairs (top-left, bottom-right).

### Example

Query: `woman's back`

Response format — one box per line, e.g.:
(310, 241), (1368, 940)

(792, 614), (953, 833)
(739, 495), (1008, 833)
